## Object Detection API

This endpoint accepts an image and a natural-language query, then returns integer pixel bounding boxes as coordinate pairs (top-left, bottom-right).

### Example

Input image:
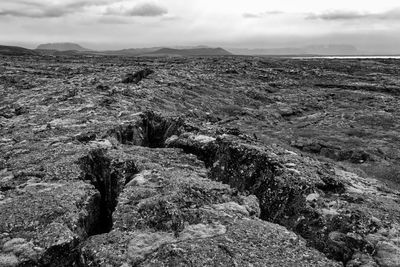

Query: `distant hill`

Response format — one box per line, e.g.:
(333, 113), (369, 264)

(147, 47), (232, 56)
(36, 43), (91, 52)
(229, 45), (358, 56)
(99, 48), (160, 56)
(0, 45), (38, 56)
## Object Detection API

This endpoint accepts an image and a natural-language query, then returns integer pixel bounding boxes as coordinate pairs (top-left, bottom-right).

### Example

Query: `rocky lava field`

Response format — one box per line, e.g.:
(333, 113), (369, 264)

(1, 55), (400, 266)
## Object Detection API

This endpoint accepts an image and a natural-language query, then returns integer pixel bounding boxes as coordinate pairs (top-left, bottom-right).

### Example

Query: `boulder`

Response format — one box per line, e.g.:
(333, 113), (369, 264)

(122, 68), (154, 84)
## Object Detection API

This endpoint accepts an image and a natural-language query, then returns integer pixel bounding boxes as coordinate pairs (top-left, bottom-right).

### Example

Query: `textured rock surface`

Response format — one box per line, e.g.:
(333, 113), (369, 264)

(79, 147), (338, 266)
(1, 55), (400, 266)
(121, 68), (154, 84)
(167, 132), (400, 264)
(0, 181), (100, 265)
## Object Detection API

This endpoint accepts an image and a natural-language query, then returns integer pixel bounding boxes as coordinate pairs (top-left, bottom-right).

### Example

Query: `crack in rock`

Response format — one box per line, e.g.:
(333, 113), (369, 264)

(78, 149), (138, 234)
(165, 131), (398, 265)
(106, 111), (184, 148)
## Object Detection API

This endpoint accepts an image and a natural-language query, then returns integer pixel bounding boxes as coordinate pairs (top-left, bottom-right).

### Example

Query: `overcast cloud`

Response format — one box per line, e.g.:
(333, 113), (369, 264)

(126, 3), (167, 16)
(243, 11), (283, 19)
(106, 2), (167, 17)
(307, 8), (400, 20)
(0, 0), (120, 18)
(1, 0), (400, 53)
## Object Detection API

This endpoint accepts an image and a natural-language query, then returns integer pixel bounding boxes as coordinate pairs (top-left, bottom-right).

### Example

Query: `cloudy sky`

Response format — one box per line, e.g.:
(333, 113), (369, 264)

(1, 0), (400, 52)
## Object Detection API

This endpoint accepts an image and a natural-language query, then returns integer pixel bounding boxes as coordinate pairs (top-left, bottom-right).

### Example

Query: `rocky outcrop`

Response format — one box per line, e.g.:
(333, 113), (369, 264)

(0, 181), (101, 266)
(122, 69), (154, 84)
(79, 145), (338, 266)
(166, 132), (400, 265)
(0, 111), (342, 266)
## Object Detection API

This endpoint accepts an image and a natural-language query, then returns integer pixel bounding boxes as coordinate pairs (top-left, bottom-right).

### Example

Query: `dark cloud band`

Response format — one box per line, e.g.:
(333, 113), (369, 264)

(127, 3), (167, 17)
(106, 3), (168, 17)
(307, 8), (400, 21)
(0, 0), (121, 18)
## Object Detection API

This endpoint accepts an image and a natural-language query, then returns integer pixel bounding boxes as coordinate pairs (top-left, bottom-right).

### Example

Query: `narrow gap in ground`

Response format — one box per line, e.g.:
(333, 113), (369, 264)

(107, 111), (184, 148)
(105, 111), (353, 264)
(79, 149), (139, 235)
(169, 139), (353, 264)
(75, 112), (182, 237)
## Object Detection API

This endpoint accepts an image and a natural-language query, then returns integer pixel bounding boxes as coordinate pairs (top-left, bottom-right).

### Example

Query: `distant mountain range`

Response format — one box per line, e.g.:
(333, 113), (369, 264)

(2, 42), (397, 57)
(34, 43), (359, 56)
(33, 43), (232, 56)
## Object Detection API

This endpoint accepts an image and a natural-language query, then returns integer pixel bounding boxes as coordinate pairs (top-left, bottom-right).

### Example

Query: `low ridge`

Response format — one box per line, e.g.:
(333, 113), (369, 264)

(36, 42), (91, 52)
(149, 47), (232, 56)
(0, 45), (38, 56)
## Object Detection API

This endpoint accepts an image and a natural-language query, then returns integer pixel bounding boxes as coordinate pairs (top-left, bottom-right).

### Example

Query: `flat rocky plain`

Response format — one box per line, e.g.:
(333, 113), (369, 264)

(1, 55), (400, 266)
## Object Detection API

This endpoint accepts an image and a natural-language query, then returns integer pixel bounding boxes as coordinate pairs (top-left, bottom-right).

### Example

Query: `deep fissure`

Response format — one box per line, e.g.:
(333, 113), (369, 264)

(169, 138), (357, 264)
(76, 112), (183, 238)
(79, 149), (138, 234)
(80, 112), (358, 264)
(107, 111), (184, 148)
(114, 113), (360, 265)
